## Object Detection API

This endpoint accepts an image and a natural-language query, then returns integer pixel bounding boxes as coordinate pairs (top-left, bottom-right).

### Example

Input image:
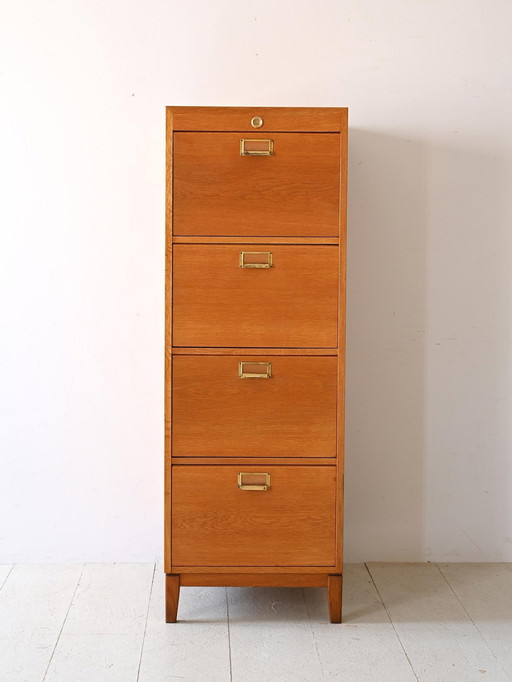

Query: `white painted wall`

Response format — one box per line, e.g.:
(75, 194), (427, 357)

(1, 0), (511, 563)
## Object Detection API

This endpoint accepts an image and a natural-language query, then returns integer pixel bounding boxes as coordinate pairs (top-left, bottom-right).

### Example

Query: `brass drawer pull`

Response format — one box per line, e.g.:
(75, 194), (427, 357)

(238, 361), (272, 379)
(239, 251), (273, 268)
(238, 472), (271, 491)
(240, 138), (274, 156)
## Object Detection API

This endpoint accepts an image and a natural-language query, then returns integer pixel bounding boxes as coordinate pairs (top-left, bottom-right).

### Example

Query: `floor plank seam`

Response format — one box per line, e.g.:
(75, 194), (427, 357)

(42, 563), (86, 682)
(301, 587), (326, 682)
(364, 563), (420, 682)
(0, 565), (14, 592)
(226, 587), (233, 682)
(136, 562), (156, 682)
(435, 563), (512, 680)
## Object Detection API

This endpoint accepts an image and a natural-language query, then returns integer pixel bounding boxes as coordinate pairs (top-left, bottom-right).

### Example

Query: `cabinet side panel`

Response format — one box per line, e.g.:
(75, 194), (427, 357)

(164, 108), (173, 573)
(336, 109), (348, 572)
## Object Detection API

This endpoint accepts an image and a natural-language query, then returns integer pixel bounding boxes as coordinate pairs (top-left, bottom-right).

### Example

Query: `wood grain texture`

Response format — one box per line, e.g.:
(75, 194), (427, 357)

(336, 108), (348, 572)
(164, 108), (173, 573)
(170, 565), (331, 574)
(165, 574), (180, 623)
(172, 355), (337, 458)
(180, 573), (328, 587)
(168, 106), (346, 132)
(171, 465), (336, 567)
(172, 244), (339, 348)
(327, 574), (343, 623)
(173, 132), (340, 236)
(171, 457), (336, 465)
(172, 236), (339, 245)
(171, 347), (337, 356)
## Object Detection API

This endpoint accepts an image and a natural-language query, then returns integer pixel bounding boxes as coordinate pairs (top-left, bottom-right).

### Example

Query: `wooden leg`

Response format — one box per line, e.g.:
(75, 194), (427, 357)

(165, 574), (180, 623)
(327, 574), (342, 623)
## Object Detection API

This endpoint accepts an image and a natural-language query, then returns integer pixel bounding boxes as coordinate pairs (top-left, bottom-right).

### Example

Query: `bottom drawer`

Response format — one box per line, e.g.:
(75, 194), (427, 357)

(171, 465), (337, 567)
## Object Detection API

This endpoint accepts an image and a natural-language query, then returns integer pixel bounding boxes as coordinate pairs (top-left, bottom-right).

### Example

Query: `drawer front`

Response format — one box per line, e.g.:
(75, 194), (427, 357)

(171, 465), (336, 566)
(172, 356), (337, 458)
(172, 244), (339, 348)
(173, 132), (340, 237)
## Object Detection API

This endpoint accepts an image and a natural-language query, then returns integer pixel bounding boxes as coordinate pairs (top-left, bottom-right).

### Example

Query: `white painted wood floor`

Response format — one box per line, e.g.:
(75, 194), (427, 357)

(1, 563), (511, 681)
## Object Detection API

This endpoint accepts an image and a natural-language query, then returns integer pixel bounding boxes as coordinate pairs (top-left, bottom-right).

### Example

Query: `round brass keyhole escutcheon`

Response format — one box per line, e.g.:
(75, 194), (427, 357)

(251, 116), (263, 128)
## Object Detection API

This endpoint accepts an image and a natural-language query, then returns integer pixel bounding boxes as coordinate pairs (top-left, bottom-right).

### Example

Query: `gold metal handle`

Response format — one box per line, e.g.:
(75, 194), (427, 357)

(238, 361), (272, 379)
(240, 139), (274, 156)
(239, 251), (273, 268)
(238, 472), (271, 491)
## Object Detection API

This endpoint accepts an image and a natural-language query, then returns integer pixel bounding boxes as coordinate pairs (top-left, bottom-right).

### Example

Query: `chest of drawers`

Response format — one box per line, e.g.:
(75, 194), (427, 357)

(165, 106), (347, 623)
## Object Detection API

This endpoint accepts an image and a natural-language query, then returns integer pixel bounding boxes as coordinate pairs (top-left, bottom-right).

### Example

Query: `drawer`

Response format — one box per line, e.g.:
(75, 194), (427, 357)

(172, 244), (339, 348)
(172, 356), (337, 458)
(171, 465), (336, 566)
(173, 132), (340, 237)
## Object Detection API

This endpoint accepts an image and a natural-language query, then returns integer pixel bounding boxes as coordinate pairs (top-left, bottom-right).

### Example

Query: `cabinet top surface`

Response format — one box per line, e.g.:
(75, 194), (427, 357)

(167, 106), (348, 132)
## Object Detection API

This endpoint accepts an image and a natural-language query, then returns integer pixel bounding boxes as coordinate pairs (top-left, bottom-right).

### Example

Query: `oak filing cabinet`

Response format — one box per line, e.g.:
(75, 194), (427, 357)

(165, 106), (348, 623)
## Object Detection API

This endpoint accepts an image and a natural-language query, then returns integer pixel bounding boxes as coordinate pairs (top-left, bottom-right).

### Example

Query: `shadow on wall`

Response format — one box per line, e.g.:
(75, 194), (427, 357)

(344, 129), (511, 562)
(422, 135), (511, 561)
(344, 129), (427, 562)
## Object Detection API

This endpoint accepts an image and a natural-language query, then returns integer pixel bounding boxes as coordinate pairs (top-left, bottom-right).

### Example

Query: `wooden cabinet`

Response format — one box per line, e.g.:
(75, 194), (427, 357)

(165, 106), (348, 623)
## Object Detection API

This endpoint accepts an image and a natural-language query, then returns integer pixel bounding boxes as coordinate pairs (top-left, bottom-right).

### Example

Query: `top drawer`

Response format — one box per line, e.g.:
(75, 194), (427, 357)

(172, 132), (340, 237)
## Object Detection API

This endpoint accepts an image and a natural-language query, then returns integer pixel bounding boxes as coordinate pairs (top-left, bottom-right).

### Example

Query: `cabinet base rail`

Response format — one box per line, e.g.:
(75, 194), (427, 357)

(165, 572), (343, 623)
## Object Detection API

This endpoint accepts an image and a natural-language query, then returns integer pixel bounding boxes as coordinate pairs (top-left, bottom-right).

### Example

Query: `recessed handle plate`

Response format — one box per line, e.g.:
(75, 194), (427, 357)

(238, 472), (271, 491)
(238, 361), (272, 379)
(239, 251), (273, 268)
(240, 138), (274, 156)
